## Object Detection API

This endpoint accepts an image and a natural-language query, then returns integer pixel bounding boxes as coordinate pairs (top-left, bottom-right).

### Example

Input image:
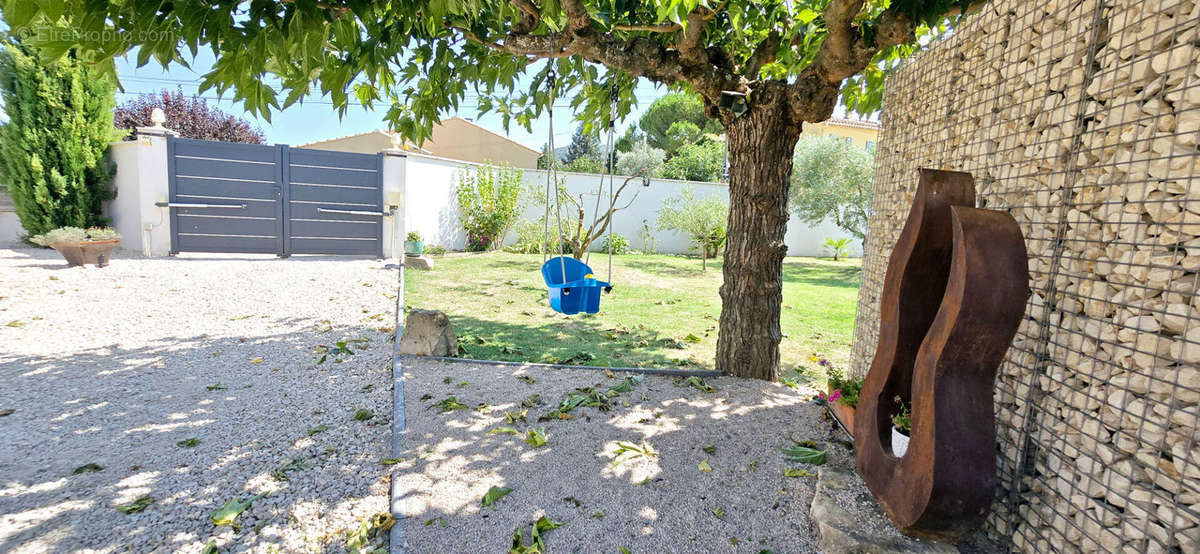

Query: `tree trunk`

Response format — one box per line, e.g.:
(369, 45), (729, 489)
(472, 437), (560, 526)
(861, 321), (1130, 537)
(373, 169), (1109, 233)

(716, 104), (801, 381)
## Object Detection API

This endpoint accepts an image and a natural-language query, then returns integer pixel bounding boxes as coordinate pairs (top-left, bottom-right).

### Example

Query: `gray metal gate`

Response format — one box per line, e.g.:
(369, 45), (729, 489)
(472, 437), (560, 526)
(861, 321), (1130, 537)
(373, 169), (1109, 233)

(166, 137), (383, 257)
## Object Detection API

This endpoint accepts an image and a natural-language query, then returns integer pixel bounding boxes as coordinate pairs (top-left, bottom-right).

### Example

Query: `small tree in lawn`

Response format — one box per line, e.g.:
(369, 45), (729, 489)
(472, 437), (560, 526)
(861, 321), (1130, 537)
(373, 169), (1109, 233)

(456, 163), (522, 251)
(528, 173), (645, 259)
(790, 135), (873, 241)
(657, 187), (729, 271)
(823, 237), (853, 261)
(113, 89), (265, 143)
(0, 39), (117, 237)
(24, 0), (981, 380)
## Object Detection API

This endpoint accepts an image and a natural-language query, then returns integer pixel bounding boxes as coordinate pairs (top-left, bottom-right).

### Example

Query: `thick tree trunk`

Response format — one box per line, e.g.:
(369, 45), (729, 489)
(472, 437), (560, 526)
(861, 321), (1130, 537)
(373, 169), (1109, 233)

(716, 104), (801, 380)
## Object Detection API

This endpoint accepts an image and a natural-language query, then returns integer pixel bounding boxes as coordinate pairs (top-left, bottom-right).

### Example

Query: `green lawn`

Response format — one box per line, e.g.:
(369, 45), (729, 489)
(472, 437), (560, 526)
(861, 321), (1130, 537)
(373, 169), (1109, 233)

(403, 252), (861, 373)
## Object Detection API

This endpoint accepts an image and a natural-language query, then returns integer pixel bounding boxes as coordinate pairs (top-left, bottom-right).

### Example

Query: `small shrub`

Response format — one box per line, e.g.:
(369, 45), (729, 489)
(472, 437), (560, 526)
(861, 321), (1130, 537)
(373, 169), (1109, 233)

(86, 227), (121, 241)
(424, 244), (447, 255)
(600, 233), (629, 255)
(406, 231), (422, 242)
(30, 227), (87, 246)
(823, 237), (853, 261)
(505, 219), (546, 254)
(891, 396), (911, 432)
(825, 367), (862, 408)
(456, 163), (522, 252)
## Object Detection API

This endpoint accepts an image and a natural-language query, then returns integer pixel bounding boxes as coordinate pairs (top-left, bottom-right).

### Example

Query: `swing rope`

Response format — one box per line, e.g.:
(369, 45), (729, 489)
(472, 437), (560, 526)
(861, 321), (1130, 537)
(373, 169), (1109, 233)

(586, 84), (619, 285)
(541, 69), (567, 283)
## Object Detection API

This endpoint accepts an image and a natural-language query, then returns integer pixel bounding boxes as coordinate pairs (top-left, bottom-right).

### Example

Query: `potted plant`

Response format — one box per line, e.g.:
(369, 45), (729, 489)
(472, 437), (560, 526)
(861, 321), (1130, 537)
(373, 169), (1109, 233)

(30, 226), (121, 267)
(404, 230), (425, 256)
(820, 366), (862, 432)
(891, 396), (912, 457)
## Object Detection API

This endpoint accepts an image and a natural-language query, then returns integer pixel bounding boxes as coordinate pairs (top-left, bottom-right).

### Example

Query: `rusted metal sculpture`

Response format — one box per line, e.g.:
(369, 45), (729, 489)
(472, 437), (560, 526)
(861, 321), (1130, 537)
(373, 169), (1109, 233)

(854, 169), (1029, 542)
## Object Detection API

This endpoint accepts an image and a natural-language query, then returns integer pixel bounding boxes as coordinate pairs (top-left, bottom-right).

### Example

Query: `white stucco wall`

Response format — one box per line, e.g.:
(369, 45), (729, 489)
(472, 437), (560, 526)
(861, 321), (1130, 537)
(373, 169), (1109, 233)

(397, 153), (862, 257)
(106, 131), (173, 256)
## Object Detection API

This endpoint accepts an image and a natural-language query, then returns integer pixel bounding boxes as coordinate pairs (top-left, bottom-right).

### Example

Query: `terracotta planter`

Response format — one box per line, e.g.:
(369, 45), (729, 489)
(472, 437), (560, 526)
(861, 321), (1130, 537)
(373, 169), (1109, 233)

(51, 239), (119, 267)
(827, 385), (856, 434)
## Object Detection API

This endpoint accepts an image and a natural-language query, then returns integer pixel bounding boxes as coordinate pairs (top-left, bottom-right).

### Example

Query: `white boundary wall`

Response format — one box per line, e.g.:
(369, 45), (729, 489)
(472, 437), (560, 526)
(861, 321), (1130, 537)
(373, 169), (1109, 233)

(104, 135), (860, 259)
(399, 152), (860, 257)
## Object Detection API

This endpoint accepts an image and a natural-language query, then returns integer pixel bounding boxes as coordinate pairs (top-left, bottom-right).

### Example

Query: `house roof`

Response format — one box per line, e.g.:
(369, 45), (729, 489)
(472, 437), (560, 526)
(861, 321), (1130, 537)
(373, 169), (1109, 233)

(822, 117), (882, 131)
(298, 118), (539, 156)
(438, 116), (541, 156)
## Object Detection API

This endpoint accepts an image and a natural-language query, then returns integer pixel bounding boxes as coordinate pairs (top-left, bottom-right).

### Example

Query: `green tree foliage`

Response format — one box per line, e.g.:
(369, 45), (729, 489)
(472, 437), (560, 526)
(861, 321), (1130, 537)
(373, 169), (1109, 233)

(660, 141), (726, 182)
(790, 135), (873, 240)
(456, 163), (523, 251)
(657, 187), (729, 270)
(613, 126), (642, 153)
(564, 127), (601, 165)
(615, 140), (665, 177)
(638, 93), (720, 154)
(6, 0), (974, 378)
(0, 40), (117, 236)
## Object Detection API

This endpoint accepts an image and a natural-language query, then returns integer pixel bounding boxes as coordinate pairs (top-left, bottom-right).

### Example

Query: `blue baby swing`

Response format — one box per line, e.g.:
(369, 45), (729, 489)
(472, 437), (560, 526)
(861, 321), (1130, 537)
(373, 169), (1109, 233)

(539, 70), (616, 315)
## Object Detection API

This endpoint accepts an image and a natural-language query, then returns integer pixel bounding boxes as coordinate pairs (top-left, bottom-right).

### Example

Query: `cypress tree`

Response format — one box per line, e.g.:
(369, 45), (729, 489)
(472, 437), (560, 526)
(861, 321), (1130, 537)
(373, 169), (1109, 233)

(0, 40), (117, 236)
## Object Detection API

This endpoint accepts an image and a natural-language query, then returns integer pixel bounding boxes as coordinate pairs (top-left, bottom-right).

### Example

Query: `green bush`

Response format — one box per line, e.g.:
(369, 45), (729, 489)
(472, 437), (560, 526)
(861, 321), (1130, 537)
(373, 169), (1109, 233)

(660, 140), (726, 182)
(656, 187), (728, 269)
(424, 244), (447, 255)
(456, 163), (522, 252)
(600, 233), (629, 255)
(29, 226), (120, 246)
(505, 219), (547, 254)
(826, 368), (863, 408)
(0, 40), (118, 236)
(406, 230), (422, 242)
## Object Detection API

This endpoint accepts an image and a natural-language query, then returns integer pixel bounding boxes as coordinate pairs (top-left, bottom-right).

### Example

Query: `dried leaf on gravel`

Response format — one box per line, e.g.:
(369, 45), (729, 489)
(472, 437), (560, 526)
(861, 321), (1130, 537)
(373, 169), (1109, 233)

(702, 444), (717, 455)
(698, 458), (713, 473)
(489, 426), (521, 436)
(481, 486), (513, 508)
(433, 397), (468, 412)
(353, 409), (374, 421)
(6, 320), (24, 327)
(177, 437), (200, 447)
(72, 463), (103, 474)
(684, 333), (703, 342)
(116, 495), (154, 514)
(206, 382), (228, 391)
(676, 376), (715, 393)
(510, 516), (565, 554)
(346, 512), (395, 552)
(516, 375), (535, 384)
(784, 467), (816, 478)
(272, 457), (315, 481)
(307, 425), (330, 436)
(210, 492), (267, 526)
(202, 540), (218, 554)
(712, 506), (727, 519)
(504, 409), (528, 423)
(524, 428), (548, 448)
(780, 445), (825, 465)
(610, 440), (658, 467)
(423, 517), (449, 527)
(0, 408), (12, 416)
(520, 394), (541, 408)
(249, 357), (263, 364)
(381, 458), (406, 465)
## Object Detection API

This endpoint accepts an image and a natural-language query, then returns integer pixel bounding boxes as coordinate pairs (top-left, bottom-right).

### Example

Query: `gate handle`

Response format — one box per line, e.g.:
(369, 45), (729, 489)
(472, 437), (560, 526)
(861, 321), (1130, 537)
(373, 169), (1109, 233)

(317, 207), (389, 217)
(156, 202), (247, 209)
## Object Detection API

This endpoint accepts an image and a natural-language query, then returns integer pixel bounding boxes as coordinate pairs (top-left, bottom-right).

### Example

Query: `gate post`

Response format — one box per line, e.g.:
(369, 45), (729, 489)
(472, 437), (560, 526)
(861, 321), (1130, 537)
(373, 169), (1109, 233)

(132, 119), (176, 257)
(381, 144), (407, 260)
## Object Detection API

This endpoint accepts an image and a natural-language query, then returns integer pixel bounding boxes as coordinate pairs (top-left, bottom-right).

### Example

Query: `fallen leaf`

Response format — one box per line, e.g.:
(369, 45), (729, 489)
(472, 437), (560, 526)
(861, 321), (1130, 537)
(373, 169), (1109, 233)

(249, 357), (263, 364)
(177, 437), (200, 447)
(524, 428), (549, 448)
(699, 458), (713, 473)
(116, 495), (154, 514)
(353, 409), (374, 421)
(784, 467), (816, 478)
(381, 458), (405, 465)
(780, 445), (826, 465)
(489, 426), (521, 435)
(702, 444), (717, 455)
(72, 463), (103, 474)
(210, 493), (267, 526)
(307, 425), (330, 436)
(712, 506), (726, 519)
(481, 486), (512, 508)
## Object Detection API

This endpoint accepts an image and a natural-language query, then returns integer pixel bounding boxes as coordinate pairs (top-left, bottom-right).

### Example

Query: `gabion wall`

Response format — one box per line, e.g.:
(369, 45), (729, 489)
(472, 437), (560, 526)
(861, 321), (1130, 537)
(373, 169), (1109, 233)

(849, 0), (1200, 551)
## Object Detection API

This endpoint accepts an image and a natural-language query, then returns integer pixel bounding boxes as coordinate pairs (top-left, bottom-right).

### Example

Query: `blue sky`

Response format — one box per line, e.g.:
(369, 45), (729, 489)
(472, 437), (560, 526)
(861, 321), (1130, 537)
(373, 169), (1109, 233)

(115, 50), (676, 150)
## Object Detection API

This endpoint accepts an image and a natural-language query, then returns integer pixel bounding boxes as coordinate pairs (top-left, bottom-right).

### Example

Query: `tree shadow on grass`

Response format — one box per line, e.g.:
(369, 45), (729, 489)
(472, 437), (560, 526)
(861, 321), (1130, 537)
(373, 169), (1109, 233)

(438, 315), (703, 370)
(620, 256), (719, 278)
(0, 321), (394, 553)
(781, 260), (861, 288)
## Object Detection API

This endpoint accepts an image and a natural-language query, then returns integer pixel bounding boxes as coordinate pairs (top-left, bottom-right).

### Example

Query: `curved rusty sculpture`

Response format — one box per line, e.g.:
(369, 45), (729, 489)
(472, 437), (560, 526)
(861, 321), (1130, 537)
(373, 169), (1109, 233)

(854, 169), (1030, 542)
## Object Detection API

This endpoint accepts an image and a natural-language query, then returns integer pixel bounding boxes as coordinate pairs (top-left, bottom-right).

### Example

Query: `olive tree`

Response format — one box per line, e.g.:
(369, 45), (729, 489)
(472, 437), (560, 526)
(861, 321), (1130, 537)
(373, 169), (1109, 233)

(4, 0), (979, 380)
(790, 134), (873, 240)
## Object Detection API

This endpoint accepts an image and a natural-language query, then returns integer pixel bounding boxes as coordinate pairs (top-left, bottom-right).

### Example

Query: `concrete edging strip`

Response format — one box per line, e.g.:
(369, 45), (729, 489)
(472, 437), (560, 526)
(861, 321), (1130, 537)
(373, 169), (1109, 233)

(401, 354), (727, 378)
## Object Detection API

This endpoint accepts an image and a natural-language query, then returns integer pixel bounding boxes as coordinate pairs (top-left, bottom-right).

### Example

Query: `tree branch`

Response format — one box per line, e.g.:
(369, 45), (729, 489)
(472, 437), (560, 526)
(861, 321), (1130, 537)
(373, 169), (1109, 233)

(613, 23), (681, 32)
(510, 0), (541, 33)
(744, 31), (780, 77)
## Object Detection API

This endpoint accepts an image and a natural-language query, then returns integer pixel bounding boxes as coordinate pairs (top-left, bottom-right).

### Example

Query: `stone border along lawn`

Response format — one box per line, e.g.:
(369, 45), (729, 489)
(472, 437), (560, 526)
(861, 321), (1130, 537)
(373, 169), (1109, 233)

(0, 247), (397, 553)
(390, 356), (842, 553)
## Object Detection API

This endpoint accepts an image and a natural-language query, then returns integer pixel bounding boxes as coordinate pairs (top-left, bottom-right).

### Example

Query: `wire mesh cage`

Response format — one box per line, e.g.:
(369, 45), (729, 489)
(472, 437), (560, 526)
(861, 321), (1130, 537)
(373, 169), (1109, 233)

(851, 0), (1200, 551)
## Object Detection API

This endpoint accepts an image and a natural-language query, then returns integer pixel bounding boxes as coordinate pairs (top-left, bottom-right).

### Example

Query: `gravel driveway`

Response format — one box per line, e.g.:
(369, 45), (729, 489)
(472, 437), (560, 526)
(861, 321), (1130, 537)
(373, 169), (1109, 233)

(394, 358), (838, 554)
(0, 247), (397, 553)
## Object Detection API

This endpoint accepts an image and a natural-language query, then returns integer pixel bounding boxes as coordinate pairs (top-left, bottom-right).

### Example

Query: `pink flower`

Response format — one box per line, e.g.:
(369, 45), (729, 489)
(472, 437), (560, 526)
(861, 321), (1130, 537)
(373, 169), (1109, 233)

(829, 390), (842, 403)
